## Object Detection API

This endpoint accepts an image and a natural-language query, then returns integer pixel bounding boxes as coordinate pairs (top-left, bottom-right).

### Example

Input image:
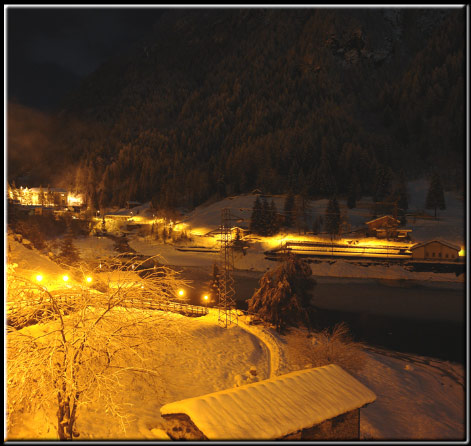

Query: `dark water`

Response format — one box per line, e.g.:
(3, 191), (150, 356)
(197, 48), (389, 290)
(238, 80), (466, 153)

(312, 308), (465, 364)
(175, 267), (466, 364)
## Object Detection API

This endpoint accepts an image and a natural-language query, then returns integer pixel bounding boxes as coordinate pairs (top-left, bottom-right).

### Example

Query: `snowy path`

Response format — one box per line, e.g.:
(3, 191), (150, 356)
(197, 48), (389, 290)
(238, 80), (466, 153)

(203, 308), (285, 378)
(236, 316), (287, 378)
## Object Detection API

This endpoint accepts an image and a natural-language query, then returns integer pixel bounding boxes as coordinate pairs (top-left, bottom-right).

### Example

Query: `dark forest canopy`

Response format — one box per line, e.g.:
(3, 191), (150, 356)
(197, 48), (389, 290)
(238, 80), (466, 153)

(8, 8), (466, 211)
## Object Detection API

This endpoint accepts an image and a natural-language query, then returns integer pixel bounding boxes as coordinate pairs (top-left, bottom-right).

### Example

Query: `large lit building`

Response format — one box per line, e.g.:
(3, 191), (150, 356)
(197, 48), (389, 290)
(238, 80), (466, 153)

(8, 186), (84, 208)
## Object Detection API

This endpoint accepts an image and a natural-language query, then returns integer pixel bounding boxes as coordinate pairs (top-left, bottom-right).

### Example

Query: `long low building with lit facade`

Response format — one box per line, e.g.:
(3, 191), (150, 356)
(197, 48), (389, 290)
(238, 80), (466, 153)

(8, 186), (84, 208)
(410, 240), (461, 261)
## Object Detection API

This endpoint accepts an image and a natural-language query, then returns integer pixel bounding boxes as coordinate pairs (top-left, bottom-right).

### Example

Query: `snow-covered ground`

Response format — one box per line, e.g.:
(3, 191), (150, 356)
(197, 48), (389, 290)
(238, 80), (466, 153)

(5, 237), (466, 441)
(6, 310), (465, 441)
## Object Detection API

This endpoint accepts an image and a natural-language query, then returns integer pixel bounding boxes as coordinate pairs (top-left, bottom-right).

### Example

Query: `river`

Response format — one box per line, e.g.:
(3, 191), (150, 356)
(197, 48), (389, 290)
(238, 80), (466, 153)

(173, 266), (466, 363)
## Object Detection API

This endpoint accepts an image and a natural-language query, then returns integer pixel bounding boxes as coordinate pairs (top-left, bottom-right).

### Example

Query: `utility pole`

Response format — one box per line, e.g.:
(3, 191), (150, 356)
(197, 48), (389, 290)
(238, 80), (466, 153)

(217, 208), (238, 328)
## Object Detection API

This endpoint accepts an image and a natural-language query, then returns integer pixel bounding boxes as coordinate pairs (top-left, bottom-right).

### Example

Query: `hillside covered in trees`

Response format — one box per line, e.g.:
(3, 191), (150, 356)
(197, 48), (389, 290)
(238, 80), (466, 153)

(9, 8), (465, 212)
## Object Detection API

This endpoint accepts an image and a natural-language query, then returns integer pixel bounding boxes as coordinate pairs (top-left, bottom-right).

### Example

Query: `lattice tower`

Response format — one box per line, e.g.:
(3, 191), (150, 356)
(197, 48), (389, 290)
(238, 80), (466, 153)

(217, 208), (238, 328)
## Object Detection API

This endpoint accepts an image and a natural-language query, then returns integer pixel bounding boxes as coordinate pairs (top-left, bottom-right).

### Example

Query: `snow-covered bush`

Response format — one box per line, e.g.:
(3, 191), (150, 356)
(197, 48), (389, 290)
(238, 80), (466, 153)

(247, 256), (316, 333)
(308, 322), (366, 374)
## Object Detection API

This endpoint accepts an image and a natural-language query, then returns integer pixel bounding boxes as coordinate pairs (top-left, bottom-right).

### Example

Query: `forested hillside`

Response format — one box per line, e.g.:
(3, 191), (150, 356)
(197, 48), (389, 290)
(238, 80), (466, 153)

(14, 8), (464, 211)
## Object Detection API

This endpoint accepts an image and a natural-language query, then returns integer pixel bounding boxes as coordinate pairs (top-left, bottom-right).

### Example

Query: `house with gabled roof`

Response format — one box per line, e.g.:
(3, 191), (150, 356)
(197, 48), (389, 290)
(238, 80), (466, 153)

(366, 215), (411, 240)
(410, 240), (460, 261)
(160, 364), (376, 440)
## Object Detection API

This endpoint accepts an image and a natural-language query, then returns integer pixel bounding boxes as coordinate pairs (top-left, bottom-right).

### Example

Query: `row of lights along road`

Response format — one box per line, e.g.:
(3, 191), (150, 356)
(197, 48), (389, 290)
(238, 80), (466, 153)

(178, 288), (211, 306)
(34, 275), (210, 304)
(35, 274), (93, 284)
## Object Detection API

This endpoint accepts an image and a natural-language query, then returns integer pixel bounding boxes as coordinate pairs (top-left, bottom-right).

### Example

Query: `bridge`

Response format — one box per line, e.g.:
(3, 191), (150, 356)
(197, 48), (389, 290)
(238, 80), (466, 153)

(7, 289), (209, 329)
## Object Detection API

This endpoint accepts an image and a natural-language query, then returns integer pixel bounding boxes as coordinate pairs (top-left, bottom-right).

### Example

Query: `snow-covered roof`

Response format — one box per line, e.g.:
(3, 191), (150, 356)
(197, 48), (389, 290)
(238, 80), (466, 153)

(29, 187), (67, 193)
(160, 364), (376, 440)
(411, 240), (460, 252)
(366, 215), (400, 225)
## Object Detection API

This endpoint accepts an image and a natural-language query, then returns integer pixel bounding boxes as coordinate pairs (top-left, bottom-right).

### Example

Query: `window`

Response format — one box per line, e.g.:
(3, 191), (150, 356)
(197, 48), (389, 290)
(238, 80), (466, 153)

(445, 253), (449, 258)
(438, 252), (442, 258)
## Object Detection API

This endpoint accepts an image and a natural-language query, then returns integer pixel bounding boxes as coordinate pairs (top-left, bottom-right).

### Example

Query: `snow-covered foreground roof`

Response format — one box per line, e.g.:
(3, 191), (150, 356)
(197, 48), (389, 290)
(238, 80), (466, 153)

(160, 364), (376, 440)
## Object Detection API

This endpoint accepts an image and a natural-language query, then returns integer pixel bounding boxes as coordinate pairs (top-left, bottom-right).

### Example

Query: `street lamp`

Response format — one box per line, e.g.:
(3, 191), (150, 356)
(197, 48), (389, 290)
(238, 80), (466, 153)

(86, 276), (93, 284)
(35, 274), (43, 283)
(203, 294), (209, 308)
(62, 275), (69, 282)
(178, 289), (185, 298)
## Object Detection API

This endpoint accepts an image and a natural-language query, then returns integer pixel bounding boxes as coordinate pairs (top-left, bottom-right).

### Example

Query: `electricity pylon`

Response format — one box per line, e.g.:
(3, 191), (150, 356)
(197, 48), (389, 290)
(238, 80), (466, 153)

(217, 208), (238, 328)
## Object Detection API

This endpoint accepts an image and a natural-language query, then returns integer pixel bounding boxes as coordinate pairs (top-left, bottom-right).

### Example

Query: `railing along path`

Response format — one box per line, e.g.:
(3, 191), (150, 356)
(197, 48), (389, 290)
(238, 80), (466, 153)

(7, 290), (209, 327)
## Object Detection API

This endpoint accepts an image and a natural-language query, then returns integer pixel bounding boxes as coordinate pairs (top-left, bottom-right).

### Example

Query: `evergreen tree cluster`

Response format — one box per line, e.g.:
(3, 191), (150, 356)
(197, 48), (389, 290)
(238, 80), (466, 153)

(425, 171), (446, 217)
(249, 196), (280, 236)
(58, 228), (81, 266)
(324, 196), (341, 238)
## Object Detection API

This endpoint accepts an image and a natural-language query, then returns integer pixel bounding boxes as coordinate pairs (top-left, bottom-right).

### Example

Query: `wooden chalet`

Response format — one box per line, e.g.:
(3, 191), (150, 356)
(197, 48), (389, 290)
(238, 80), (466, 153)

(366, 215), (411, 239)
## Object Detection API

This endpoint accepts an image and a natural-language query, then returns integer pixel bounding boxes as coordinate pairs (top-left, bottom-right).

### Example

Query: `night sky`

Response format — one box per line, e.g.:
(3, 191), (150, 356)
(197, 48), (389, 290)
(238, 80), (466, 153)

(7, 7), (165, 111)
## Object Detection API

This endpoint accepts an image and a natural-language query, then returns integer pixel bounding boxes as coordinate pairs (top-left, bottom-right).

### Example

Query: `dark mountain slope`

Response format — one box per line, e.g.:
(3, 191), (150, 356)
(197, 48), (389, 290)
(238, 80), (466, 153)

(47, 8), (464, 210)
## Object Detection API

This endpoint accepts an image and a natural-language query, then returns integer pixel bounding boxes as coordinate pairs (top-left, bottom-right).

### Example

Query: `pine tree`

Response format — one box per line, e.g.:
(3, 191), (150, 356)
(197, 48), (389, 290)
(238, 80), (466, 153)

(249, 196), (263, 235)
(312, 215), (323, 235)
(396, 172), (409, 212)
(38, 186), (46, 207)
(347, 169), (360, 209)
(260, 197), (271, 236)
(59, 229), (80, 265)
(425, 172), (446, 217)
(373, 166), (393, 203)
(162, 226), (168, 243)
(313, 147), (336, 198)
(283, 191), (295, 228)
(268, 200), (280, 236)
(325, 196), (341, 239)
(294, 194), (310, 234)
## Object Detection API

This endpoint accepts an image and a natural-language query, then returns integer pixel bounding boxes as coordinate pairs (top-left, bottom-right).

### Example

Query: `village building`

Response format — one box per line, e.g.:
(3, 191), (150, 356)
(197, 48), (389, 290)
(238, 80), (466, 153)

(410, 240), (460, 261)
(231, 225), (250, 239)
(160, 364), (376, 441)
(9, 186), (84, 208)
(366, 215), (411, 240)
(126, 200), (142, 209)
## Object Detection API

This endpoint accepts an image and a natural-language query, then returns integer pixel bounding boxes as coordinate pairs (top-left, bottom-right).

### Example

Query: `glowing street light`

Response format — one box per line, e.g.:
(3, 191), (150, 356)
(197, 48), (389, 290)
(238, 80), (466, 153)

(86, 276), (93, 284)
(62, 275), (69, 282)
(203, 294), (209, 307)
(35, 274), (43, 283)
(178, 289), (185, 297)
